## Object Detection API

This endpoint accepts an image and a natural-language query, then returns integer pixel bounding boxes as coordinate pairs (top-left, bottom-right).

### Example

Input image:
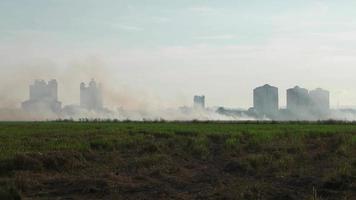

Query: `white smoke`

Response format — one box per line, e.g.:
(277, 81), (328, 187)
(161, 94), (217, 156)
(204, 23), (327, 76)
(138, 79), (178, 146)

(1, 58), (356, 121)
(0, 57), (257, 121)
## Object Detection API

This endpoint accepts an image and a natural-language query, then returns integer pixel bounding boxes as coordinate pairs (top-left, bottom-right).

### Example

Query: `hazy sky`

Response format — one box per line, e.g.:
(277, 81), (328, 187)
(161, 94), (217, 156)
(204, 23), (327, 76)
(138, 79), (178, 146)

(1, 0), (356, 109)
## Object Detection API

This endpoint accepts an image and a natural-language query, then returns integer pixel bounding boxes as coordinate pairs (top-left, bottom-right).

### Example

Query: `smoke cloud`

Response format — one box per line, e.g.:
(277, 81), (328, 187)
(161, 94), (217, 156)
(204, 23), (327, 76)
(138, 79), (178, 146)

(0, 56), (248, 121)
(1, 53), (356, 121)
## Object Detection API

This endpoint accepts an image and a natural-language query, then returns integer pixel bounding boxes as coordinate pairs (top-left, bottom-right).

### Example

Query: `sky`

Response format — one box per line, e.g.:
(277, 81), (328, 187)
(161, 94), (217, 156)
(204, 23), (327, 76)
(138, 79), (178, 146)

(1, 0), (356, 109)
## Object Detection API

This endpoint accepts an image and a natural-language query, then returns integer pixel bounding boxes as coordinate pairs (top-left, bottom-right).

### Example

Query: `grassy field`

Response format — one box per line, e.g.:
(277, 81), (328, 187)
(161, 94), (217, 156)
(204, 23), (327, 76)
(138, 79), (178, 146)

(0, 121), (356, 199)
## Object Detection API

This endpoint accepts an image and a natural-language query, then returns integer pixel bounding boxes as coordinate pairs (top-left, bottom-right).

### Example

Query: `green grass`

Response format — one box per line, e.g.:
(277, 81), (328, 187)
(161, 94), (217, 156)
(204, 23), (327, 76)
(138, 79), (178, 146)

(1, 121), (356, 159)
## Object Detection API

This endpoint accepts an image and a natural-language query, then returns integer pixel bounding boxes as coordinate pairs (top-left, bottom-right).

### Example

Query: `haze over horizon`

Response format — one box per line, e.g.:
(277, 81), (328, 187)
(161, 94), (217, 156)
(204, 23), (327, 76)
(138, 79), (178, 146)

(1, 0), (356, 110)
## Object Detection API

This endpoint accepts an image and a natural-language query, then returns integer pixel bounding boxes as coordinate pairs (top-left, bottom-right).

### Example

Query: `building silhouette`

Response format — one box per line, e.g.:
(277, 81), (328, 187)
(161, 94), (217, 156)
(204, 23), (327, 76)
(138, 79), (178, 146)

(80, 79), (103, 111)
(194, 95), (205, 109)
(253, 84), (279, 117)
(310, 88), (330, 117)
(287, 86), (310, 113)
(22, 79), (62, 113)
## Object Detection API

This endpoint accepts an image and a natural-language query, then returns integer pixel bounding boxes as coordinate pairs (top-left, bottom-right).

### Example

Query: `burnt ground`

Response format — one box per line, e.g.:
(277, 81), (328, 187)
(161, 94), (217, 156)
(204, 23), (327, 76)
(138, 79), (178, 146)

(1, 130), (356, 199)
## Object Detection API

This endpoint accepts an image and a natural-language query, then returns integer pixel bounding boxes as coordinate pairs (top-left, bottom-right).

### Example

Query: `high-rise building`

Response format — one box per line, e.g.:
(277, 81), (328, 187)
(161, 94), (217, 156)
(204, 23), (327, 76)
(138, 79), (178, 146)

(22, 79), (62, 113)
(253, 84), (279, 117)
(80, 79), (103, 111)
(193, 95), (205, 109)
(309, 88), (330, 116)
(287, 86), (310, 113)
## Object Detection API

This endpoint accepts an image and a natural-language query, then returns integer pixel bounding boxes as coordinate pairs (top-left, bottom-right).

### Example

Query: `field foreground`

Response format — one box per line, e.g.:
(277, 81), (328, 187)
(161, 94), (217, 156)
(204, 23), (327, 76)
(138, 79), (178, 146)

(0, 122), (356, 199)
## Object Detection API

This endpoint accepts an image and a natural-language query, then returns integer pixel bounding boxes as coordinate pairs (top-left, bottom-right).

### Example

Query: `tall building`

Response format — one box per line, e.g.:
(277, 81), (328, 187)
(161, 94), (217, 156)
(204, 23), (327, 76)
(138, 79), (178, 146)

(80, 79), (103, 111)
(287, 86), (310, 113)
(253, 84), (279, 117)
(22, 79), (62, 113)
(193, 95), (205, 109)
(309, 88), (330, 116)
